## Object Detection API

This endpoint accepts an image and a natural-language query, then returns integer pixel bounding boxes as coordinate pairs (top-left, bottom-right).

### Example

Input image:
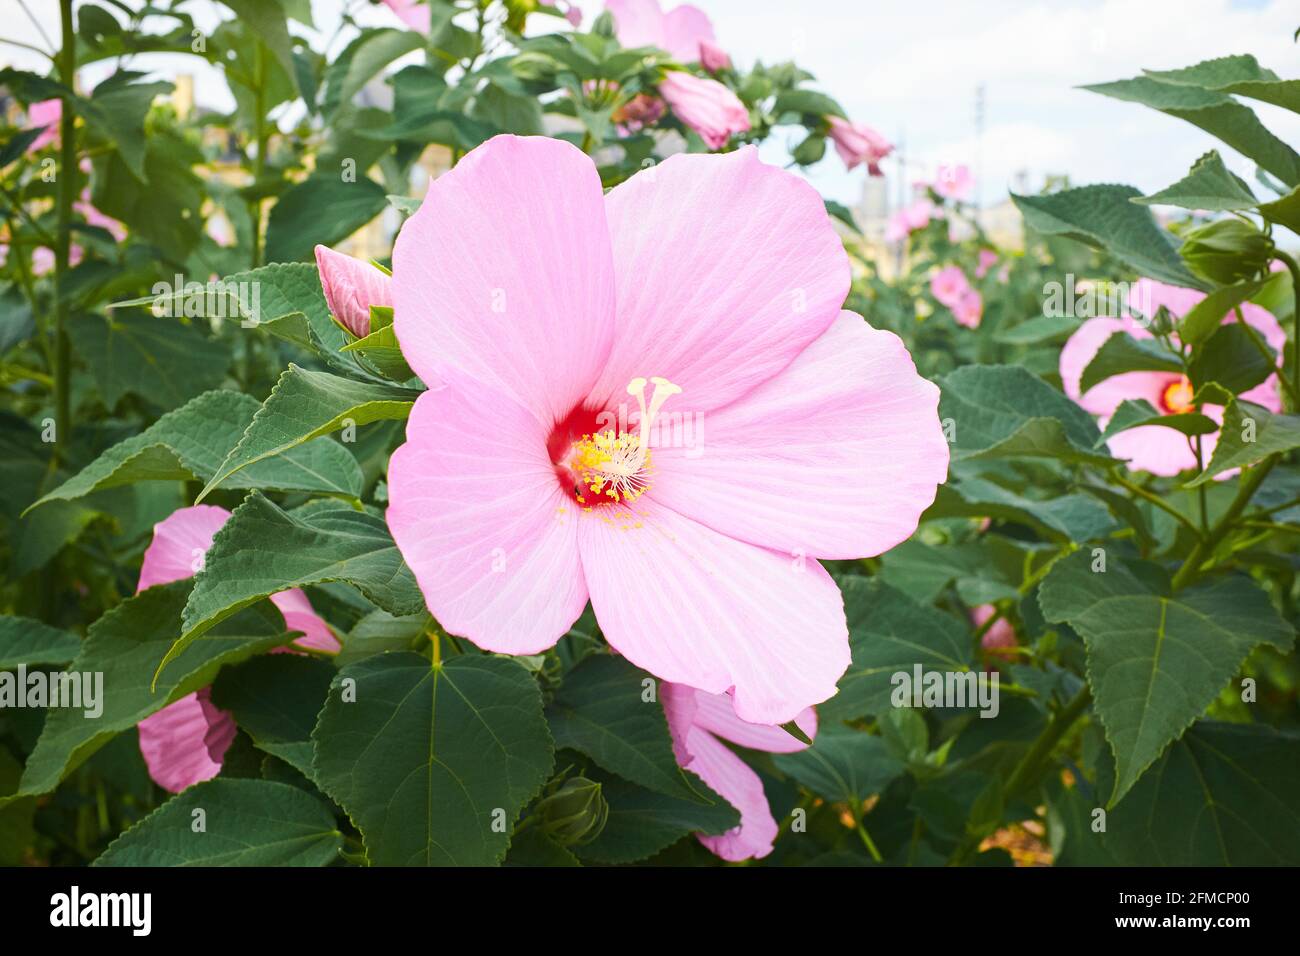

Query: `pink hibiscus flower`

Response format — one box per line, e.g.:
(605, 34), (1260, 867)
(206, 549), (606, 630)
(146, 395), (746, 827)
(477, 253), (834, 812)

(930, 265), (971, 310)
(658, 70), (750, 149)
(931, 164), (973, 201)
(663, 682), (816, 860)
(75, 188), (126, 243)
(612, 93), (667, 135)
(381, 0), (431, 33)
(26, 98), (61, 153)
(953, 289), (983, 329)
(315, 244), (393, 339)
(975, 249), (998, 279)
(385, 135), (948, 724)
(135, 505), (337, 793)
(972, 605), (1016, 661)
(1060, 278), (1285, 476)
(827, 117), (893, 175)
(885, 198), (934, 242)
(606, 0), (725, 67)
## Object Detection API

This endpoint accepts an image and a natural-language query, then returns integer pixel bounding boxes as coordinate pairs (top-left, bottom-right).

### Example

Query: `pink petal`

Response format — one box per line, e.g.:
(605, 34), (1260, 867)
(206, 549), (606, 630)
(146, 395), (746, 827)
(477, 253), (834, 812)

(1106, 423), (1201, 477)
(586, 146), (849, 416)
(605, 0), (668, 49)
(662, 4), (717, 62)
(648, 312), (947, 559)
(381, 0), (432, 32)
(1059, 316), (1160, 415)
(137, 689), (237, 793)
(271, 591), (340, 652)
(315, 244), (392, 339)
(578, 498), (850, 725)
(386, 374), (588, 654)
(26, 99), (61, 153)
(682, 684), (817, 754)
(137, 505), (232, 592)
(661, 684), (778, 861)
(392, 135), (615, 428)
(657, 71), (750, 149)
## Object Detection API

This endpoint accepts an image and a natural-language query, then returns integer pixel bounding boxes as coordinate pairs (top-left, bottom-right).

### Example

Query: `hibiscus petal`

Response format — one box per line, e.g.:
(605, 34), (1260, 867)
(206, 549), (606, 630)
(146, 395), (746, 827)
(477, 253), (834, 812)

(1106, 422), (1202, 477)
(1059, 316), (1166, 416)
(271, 590), (340, 652)
(678, 683), (817, 755)
(661, 4), (716, 61)
(137, 689), (237, 794)
(648, 312), (947, 559)
(387, 375), (588, 654)
(660, 690), (779, 861)
(605, 0), (667, 48)
(315, 244), (392, 339)
(137, 505), (231, 592)
(587, 146), (850, 415)
(578, 498), (849, 724)
(392, 135), (615, 428)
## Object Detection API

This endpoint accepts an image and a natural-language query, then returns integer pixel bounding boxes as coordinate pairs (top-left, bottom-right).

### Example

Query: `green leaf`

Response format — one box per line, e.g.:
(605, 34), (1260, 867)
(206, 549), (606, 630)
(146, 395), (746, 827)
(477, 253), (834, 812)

(265, 175), (389, 263)
(772, 88), (846, 119)
(1135, 150), (1258, 211)
(1012, 185), (1205, 289)
(169, 493), (424, 675)
(546, 654), (711, 803)
(94, 779), (343, 866)
(1104, 721), (1300, 865)
(471, 82), (545, 135)
(323, 28), (426, 118)
(11, 582), (292, 800)
(219, 0), (303, 99)
(993, 314), (1079, 345)
(339, 318), (415, 381)
(1038, 550), (1293, 805)
(0, 616), (81, 669)
(1078, 331), (1183, 394)
(312, 652), (553, 865)
(67, 313), (230, 412)
(197, 364), (416, 501)
(1179, 278), (1268, 344)
(27, 389), (364, 513)
(940, 364), (1116, 466)
(1084, 75), (1300, 187)
(929, 478), (1117, 542)
(1188, 399), (1300, 484)
(210, 655), (336, 777)
(821, 578), (974, 722)
(1095, 399), (1217, 446)
(1144, 54), (1300, 116)
(572, 768), (740, 865)
(1187, 322), (1275, 395)
(773, 729), (906, 804)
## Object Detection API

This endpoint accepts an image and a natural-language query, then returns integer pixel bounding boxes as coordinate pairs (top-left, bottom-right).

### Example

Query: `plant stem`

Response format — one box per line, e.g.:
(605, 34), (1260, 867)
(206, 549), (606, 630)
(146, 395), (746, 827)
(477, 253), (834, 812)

(1235, 304), (1300, 409)
(1109, 469), (1202, 537)
(1193, 434), (1209, 535)
(853, 805), (883, 863)
(52, 0), (75, 459)
(249, 44), (268, 269)
(1170, 455), (1277, 590)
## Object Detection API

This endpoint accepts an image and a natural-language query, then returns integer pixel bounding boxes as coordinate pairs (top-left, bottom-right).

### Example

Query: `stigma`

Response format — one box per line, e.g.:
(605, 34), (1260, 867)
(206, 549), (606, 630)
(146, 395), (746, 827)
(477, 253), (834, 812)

(569, 376), (682, 506)
(1161, 376), (1195, 415)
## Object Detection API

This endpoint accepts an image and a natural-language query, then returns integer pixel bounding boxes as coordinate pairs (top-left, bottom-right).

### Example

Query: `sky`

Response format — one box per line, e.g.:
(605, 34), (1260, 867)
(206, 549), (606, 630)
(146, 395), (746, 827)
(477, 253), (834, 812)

(4, 0), (1300, 210)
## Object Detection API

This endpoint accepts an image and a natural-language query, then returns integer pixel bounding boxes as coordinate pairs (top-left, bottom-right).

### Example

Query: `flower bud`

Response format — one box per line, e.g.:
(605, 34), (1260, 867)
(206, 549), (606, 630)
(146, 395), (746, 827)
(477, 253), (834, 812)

(534, 777), (609, 847)
(1180, 218), (1274, 285)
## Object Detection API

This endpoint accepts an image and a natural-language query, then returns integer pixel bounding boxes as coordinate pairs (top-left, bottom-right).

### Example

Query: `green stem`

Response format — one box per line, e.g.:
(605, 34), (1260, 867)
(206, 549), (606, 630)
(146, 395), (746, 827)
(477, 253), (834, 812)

(52, 0), (75, 459)
(1170, 456), (1277, 590)
(1193, 434), (1209, 535)
(249, 45), (268, 270)
(853, 805), (883, 863)
(1109, 469), (1201, 538)
(1235, 304), (1300, 409)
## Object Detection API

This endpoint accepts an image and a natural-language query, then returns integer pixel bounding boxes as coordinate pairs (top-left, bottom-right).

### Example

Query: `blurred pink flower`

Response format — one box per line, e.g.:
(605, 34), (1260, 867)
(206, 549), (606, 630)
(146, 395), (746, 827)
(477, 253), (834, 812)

(663, 682), (816, 860)
(135, 505), (337, 792)
(885, 198), (934, 242)
(559, 1), (583, 26)
(315, 244), (393, 339)
(658, 71), (749, 149)
(1060, 278), (1285, 476)
(932, 164), (973, 201)
(826, 117), (893, 175)
(386, 135), (948, 723)
(953, 289), (983, 328)
(32, 245), (82, 275)
(930, 265), (970, 310)
(613, 93), (667, 135)
(975, 249), (998, 279)
(606, 0), (724, 66)
(972, 605), (1016, 661)
(26, 99), (61, 153)
(75, 189), (125, 242)
(382, 0), (431, 32)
